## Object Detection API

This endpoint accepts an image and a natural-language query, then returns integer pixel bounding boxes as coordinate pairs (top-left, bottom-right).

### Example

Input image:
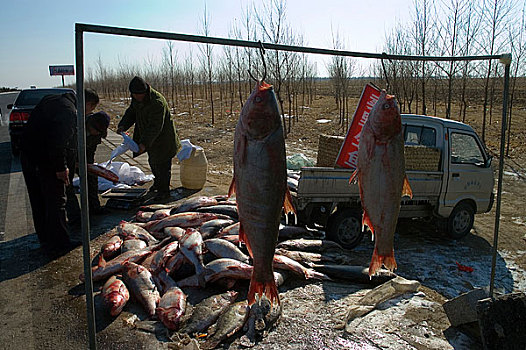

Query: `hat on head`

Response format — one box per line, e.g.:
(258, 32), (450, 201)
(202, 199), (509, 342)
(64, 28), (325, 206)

(87, 111), (110, 138)
(129, 76), (148, 94)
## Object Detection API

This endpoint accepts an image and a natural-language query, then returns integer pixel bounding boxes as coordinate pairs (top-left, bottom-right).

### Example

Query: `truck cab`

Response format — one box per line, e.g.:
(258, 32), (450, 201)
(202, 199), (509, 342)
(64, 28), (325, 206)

(291, 114), (494, 248)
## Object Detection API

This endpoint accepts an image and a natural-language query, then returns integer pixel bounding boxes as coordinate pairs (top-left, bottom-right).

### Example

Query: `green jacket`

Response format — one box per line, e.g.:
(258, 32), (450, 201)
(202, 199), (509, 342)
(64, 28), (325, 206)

(118, 87), (181, 163)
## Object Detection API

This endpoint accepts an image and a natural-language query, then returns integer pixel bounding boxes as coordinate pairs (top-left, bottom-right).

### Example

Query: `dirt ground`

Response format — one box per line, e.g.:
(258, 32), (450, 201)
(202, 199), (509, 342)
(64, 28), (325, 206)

(92, 87), (526, 349)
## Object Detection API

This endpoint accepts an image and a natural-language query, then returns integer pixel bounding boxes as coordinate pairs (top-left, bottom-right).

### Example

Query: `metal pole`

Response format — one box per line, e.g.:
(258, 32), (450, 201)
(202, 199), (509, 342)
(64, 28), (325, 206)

(75, 24), (97, 350)
(75, 23), (503, 63)
(489, 54), (511, 298)
(62, 75), (65, 87)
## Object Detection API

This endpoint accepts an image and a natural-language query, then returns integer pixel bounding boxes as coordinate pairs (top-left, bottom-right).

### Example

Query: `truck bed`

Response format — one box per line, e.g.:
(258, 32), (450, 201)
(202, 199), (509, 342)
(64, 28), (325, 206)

(294, 167), (443, 217)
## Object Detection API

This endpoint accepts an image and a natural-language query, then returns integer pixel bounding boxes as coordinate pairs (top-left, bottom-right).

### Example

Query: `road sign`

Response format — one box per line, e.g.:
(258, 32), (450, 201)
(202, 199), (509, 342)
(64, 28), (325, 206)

(49, 65), (75, 76)
(335, 83), (381, 169)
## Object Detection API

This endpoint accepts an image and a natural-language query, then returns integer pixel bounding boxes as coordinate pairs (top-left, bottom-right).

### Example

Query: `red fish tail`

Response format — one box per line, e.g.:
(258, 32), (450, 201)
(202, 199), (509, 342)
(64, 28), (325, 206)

(247, 275), (280, 306)
(368, 247), (397, 277)
(349, 169), (358, 184)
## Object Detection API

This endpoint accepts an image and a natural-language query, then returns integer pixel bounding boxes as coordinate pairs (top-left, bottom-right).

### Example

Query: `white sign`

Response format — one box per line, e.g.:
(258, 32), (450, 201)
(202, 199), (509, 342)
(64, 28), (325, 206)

(49, 65), (75, 76)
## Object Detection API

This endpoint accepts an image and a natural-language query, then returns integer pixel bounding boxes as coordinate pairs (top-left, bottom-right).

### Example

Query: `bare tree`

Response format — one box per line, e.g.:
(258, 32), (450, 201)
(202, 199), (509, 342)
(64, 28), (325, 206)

(198, 4), (215, 124)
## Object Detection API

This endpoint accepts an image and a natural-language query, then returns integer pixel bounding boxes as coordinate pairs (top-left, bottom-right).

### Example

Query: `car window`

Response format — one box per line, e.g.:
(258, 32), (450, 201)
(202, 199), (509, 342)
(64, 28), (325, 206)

(450, 132), (485, 165)
(14, 90), (68, 107)
(403, 125), (436, 147)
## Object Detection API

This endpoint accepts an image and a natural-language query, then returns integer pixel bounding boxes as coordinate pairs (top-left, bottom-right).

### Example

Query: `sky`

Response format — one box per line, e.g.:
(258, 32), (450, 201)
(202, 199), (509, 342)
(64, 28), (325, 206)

(0, 0), (412, 89)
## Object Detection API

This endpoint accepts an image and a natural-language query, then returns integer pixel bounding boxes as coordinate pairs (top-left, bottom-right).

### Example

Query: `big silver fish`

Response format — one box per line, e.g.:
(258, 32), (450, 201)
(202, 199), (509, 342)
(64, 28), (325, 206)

(122, 261), (160, 318)
(350, 90), (412, 276)
(101, 275), (129, 316)
(230, 81), (294, 306)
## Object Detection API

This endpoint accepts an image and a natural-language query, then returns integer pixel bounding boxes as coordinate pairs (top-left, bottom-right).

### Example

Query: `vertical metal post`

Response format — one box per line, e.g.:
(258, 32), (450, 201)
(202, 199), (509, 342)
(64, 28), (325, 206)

(62, 75), (65, 87)
(75, 24), (97, 350)
(489, 54), (511, 298)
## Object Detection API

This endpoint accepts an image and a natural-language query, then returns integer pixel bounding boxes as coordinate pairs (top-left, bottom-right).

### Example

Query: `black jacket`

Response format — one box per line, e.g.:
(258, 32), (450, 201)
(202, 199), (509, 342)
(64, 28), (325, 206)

(20, 92), (77, 172)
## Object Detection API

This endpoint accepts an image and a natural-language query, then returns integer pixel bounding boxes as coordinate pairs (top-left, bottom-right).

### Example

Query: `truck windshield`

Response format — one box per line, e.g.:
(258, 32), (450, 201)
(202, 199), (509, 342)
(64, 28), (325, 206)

(450, 133), (485, 164)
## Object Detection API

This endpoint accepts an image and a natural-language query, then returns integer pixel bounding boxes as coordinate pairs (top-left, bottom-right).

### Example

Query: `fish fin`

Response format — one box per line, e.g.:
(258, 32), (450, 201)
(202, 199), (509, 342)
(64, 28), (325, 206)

(228, 176), (236, 198)
(402, 175), (413, 199)
(98, 253), (107, 268)
(362, 209), (375, 237)
(283, 188), (296, 215)
(247, 275), (280, 306)
(349, 169), (358, 184)
(368, 247), (397, 277)
(239, 224), (253, 258)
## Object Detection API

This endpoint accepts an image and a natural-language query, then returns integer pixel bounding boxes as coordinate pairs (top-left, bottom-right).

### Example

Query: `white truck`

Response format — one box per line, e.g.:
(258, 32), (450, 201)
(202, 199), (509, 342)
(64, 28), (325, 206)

(291, 114), (495, 249)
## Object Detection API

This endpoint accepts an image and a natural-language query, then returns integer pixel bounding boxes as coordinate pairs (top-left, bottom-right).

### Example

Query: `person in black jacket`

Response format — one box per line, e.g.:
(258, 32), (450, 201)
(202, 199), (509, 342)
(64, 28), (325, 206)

(65, 111), (111, 224)
(20, 89), (99, 250)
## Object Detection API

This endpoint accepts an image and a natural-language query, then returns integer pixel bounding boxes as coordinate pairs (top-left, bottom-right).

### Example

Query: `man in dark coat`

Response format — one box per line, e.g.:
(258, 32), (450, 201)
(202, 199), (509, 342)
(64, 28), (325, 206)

(20, 88), (99, 249)
(117, 76), (181, 202)
(66, 111), (111, 224)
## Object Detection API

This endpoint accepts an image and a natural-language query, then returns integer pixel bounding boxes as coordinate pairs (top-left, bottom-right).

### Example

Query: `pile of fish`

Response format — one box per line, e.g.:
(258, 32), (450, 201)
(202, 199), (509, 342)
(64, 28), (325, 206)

(83, 194), (379, 348)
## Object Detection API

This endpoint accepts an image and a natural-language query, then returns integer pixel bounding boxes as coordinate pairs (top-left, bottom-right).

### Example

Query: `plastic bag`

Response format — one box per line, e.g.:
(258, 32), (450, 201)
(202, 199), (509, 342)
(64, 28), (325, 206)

(73, 161), (154, 191)
(108, 132), (140, 163)
(286, 153), (315, 170)
(177, 139), (203, 162)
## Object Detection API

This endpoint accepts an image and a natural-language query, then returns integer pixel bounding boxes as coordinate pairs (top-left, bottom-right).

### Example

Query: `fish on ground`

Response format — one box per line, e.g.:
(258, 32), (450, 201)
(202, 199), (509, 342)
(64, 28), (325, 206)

(272, 254), (330, 280)
(120, 239), (147, 253)
(171, 196), (218, 214)
(156, 285), (187, 330)
(101, 275), (129, 316)
(349, 90), (412, 276)
(276, 238), (345, 254)
(204, 238), (250, 264)
(100, 235), (123, 260)
(118, 221), (159, 245)
(179, 291), (239, 336)
(122, 261), (161, 318)
(200, 219), (236, 239)
(179, 228), (206, 287)
(144, 212), (227, 233)
(200, 300), (250, 350)
(230, 80), (295, 306)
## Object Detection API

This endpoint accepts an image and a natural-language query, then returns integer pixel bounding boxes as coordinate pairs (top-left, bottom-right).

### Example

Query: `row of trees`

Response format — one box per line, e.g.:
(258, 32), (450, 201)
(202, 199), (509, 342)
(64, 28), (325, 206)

(84, 0), (525, 146)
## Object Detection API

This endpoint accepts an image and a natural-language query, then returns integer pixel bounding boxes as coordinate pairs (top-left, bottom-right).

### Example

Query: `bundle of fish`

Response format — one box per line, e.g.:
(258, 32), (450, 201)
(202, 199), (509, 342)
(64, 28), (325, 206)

(82, 192), (363, 348)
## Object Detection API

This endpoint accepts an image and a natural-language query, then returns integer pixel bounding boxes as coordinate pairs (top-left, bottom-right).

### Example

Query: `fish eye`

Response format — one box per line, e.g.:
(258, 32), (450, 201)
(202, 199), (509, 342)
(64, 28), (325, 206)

(383, 103), (390, 109)
(255, 96), (262, 103)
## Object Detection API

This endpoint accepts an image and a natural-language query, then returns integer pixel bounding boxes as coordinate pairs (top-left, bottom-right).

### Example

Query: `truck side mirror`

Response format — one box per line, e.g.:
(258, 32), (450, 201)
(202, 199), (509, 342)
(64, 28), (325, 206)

(7, 104), (13, 109)
(485, 156), (493, 168)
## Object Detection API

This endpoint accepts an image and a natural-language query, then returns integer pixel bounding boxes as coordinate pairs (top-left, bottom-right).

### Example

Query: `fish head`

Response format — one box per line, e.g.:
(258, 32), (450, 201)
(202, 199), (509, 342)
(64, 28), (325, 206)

(369, 90), (402, 140)
(240, 81), (281, 140)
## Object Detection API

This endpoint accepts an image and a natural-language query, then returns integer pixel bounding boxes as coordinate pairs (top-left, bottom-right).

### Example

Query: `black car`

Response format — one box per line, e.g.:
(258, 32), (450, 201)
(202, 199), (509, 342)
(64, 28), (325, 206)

(8, 88), (74, 156)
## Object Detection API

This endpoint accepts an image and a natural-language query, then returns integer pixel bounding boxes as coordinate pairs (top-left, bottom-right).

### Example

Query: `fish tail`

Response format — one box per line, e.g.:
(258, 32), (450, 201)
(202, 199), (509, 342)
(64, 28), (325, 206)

(247, 275), (280, 306)
(368, 247), (397, 276)
(403, 175), (413, 198)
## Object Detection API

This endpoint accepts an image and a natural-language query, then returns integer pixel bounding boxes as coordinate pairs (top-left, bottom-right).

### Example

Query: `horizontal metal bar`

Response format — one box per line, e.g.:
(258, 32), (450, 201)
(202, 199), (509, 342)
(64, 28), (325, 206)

(76, 23), (509, 63)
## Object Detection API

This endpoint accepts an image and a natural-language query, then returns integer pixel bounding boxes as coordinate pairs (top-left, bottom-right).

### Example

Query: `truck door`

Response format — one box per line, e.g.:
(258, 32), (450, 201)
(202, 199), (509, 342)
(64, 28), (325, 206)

(445, 130), (494, 213)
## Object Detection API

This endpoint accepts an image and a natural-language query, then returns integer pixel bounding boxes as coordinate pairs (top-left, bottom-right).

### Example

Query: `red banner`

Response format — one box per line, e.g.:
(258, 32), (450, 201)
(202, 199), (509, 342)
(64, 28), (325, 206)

(335, 83), (381, 169)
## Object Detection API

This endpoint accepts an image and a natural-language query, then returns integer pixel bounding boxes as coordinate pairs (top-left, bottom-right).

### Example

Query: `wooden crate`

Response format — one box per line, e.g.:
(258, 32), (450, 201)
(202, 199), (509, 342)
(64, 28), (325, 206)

(404, 145), (441, 171)
(316, 134), (441, 171)
(317, 134), (344, 167)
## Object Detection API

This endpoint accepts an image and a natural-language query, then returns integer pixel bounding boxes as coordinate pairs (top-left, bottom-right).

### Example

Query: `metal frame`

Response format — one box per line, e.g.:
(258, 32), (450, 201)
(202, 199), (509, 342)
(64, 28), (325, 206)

(75, 23), (511, 349)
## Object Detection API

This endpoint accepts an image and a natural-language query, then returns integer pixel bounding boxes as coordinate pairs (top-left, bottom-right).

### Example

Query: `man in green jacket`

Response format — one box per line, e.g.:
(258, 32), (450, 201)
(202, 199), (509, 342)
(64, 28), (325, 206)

(117, 76), (181, 202)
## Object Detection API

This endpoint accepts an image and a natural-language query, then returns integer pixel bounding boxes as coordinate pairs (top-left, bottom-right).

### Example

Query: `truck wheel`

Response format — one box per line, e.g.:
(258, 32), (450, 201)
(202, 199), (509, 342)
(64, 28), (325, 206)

(447, 202), (475, 239)
(327, 209), (364, 249)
